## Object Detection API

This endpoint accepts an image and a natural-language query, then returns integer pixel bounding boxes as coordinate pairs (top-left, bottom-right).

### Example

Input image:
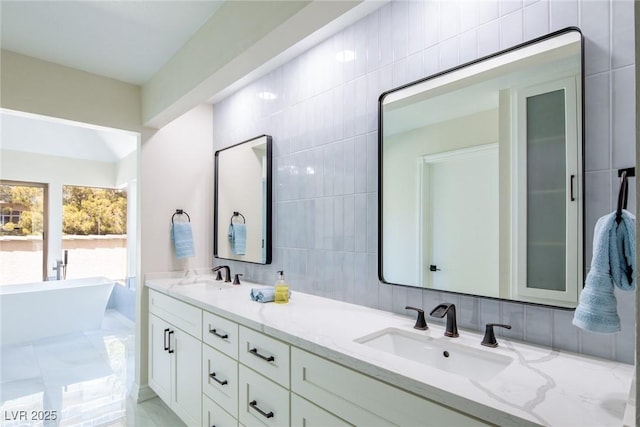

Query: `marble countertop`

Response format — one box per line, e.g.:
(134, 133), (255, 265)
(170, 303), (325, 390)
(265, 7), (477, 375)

(145, 271), (635, 427)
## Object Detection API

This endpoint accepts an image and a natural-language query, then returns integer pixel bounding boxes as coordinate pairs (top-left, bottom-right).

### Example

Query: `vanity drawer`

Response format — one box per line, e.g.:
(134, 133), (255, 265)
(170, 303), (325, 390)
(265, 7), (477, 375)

(291, 348), (488, 426)
(291, 393), (352, 427)
(238, 365), (289, 427)
(203, 393), (238, 427)
(203, 344), (238, 418)
(238, 326), (289, 388)
(148, 289), (202, 338)
(203, 311), (239, 359)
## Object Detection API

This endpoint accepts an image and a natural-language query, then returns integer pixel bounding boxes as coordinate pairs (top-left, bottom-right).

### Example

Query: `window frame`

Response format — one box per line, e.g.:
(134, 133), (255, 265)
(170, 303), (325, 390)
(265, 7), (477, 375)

(1, 180), (49, 282)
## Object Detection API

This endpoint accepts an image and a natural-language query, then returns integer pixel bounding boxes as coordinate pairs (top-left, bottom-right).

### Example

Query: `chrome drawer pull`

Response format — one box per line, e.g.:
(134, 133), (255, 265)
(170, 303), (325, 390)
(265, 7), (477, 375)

(209, 328), (229, 339)
(249, 400), (274, 419)
(208, 372), (228, 386)
(249, 347), (275, 362)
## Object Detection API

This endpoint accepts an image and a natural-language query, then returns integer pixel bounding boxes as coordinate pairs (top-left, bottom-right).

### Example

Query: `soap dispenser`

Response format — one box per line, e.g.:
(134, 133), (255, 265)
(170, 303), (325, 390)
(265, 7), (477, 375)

(274, 270), (289, 304)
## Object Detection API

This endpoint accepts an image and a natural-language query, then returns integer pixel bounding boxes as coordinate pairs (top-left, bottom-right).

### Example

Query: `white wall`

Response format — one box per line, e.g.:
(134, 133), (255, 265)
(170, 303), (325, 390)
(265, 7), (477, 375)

(139, 104), (214, 274)
(1, 50), (141, 133)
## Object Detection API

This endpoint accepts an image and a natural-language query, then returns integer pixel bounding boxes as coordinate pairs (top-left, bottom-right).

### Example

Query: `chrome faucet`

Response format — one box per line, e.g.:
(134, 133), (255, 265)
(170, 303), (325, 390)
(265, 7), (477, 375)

(429, 303), (459, 337)
(212, 265), (231, 282)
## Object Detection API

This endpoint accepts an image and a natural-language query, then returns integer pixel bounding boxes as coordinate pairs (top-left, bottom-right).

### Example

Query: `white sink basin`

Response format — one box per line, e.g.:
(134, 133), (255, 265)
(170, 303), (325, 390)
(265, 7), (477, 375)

(170, 277), (235, 290)
(355, 328), (513, 381)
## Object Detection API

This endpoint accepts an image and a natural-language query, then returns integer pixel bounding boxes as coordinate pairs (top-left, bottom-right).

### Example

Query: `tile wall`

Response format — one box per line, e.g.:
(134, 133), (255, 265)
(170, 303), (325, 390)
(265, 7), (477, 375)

(212, 0), (636, 363)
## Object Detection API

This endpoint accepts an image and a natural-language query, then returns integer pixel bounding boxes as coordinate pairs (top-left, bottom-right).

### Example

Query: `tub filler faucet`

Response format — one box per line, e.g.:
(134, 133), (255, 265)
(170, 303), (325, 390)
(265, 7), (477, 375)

(53, 250), (68, 280)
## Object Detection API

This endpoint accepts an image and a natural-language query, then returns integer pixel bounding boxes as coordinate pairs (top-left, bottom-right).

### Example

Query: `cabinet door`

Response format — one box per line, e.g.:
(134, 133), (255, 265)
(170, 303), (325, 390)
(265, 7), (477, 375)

(172, 329), (202, 427)
(148, 313), (172, 404)
(514, 77), (581, 305)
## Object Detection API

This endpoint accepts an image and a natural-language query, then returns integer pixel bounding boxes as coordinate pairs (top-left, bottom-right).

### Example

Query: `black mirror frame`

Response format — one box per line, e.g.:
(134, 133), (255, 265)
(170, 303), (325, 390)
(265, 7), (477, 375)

(214, 134), (273, 265)
(377, 27), (585, 309)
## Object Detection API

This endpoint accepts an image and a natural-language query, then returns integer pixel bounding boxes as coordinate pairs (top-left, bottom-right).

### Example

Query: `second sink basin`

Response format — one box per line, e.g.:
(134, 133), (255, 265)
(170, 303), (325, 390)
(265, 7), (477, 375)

(355, 327), (513, 381)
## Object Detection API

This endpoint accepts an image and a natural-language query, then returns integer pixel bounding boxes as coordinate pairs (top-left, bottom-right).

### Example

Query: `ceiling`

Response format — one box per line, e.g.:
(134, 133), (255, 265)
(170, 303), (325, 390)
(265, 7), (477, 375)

(0, 0), (223, 85)
(1, 109), (138, 163)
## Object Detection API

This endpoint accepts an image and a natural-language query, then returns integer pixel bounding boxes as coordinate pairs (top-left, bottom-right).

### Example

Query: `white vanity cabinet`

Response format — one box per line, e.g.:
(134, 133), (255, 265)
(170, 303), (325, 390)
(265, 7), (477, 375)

(148, 290), (202, 426)
(291, 348), (489, 427)
(147, 290), (486, 427)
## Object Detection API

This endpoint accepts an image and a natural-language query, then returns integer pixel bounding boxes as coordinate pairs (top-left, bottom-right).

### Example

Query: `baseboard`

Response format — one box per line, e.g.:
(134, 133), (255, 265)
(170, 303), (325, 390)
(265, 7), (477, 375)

(131, 383), (156, 403)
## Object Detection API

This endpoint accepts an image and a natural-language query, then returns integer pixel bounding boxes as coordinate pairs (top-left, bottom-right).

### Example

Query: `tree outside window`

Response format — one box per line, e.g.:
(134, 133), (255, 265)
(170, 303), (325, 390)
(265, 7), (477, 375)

(63, 187), (126, 235)
(62, 186), (128, 282)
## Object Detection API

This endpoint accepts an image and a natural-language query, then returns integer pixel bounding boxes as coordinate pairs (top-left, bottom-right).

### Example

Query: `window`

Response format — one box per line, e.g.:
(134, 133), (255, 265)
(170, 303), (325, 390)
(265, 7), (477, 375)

(62, 186), (127, 282)
(0, 181), (48, 285)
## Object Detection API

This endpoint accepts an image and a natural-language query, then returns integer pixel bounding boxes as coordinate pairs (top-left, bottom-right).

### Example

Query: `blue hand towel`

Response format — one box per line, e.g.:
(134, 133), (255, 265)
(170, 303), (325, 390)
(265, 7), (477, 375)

(573, 210), (636, 333)
(250, 287), (275, 303)
(228, 223), (247, 255)
(171, 222), (195, 259)
(250, 287), (292, 303)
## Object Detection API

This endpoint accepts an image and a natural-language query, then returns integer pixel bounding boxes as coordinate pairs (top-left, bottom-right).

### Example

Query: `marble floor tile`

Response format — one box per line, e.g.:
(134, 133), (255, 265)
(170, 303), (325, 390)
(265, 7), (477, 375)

(0, 344), (40, 383)
(0, 310), (185, 427)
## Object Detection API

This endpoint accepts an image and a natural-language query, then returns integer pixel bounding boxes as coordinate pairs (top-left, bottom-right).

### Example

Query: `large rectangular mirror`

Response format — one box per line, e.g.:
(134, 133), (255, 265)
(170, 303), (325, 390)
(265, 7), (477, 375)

(215, 135), (272, 264)
(379, 28), (583, 308)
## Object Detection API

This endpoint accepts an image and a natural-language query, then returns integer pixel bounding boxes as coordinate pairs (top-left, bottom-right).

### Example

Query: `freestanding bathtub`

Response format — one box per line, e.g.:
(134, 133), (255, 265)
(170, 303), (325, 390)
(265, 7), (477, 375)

(0, 277), (114, 346)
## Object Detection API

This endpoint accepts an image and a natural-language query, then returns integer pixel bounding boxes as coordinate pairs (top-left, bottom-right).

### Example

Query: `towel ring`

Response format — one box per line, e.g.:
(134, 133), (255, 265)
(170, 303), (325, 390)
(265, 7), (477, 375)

(230, 211), (246, 225)
(172, 209), (191, 224)
(616, 168), (635, 224)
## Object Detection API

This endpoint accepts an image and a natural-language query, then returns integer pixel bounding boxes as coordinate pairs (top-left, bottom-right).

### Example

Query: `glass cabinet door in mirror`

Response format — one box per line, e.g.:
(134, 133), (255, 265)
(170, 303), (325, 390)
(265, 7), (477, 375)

(379, 28), (583, 308)
(214, 135), (272, 264)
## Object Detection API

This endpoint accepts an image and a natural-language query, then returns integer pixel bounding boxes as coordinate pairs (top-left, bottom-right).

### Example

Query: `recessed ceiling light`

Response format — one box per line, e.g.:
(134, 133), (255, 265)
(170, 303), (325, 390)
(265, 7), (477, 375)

(335, 50), (356, 62)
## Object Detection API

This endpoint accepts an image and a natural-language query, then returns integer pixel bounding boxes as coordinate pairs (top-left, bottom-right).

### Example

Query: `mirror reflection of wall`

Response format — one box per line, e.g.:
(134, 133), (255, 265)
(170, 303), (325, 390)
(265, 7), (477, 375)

(214, 135), (272, 264)
(379, 28), (583, 308)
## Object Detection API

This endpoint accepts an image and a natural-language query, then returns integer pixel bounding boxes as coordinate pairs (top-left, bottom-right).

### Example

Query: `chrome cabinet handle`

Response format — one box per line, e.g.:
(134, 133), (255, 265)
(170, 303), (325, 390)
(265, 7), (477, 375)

(249, 400), (274, 419)
(249, 347), (274, 362)
(208, 372), (228, 386)
(209, 328), (229, 339)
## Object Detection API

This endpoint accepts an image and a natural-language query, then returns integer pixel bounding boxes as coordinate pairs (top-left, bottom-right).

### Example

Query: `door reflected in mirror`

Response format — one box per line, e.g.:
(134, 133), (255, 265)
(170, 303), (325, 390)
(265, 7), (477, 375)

(214, 135), (272, 264)
(379, 28), (583, 308)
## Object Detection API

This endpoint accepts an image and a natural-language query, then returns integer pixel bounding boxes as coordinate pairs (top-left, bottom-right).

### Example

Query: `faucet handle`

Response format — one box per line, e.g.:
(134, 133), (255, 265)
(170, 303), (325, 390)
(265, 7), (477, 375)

(233, 273), (243, 285)
(405, 306), (428, 330)
(214, 270), (223, 281)
(481, 323), (512, 348)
